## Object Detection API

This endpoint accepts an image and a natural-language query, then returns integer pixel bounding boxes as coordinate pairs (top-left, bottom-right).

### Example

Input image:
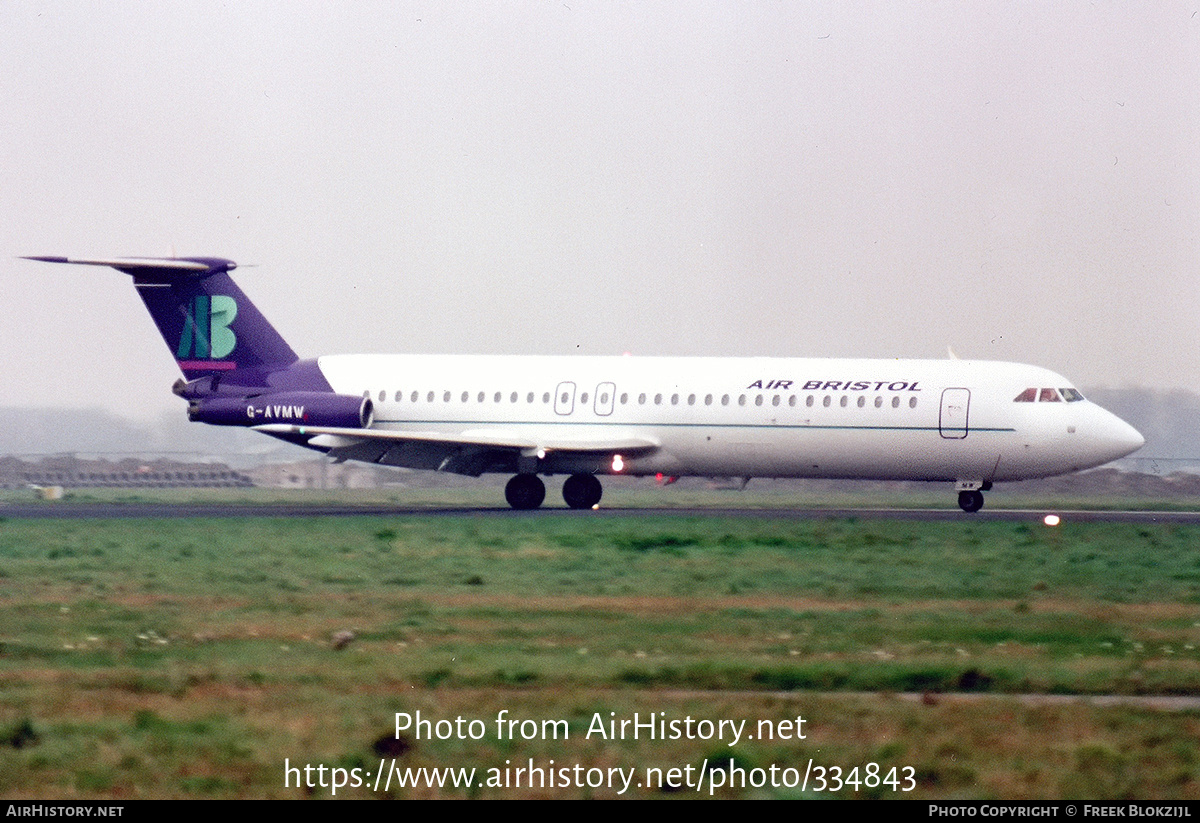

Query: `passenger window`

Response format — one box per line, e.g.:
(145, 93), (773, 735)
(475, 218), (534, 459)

(511, 392), (519, 403)
(1014, 388), (1037, 403)
(823, 396), (831, 408)
(655, 394), (663, 405)
(527, 392), (534, 403)
(755, 395), (763, 406)
(411, 391), (419, 402)
(840, 396), (848, 408)
(738, 395), (747, 406)
(395, 391), (403, 402)
(806, 396), (814, 407)
(875, 396), (883, 408)
(721, 394), (730, 406)
(788, 395), (797, 407)
(687, 394), (695, 405)
(639, 393), (647, 404)
(427, 391), (435, 403)
(772, 395), (780, 406)
(892, 396), (900, 408)
(857, 396), (865, 408)
(1039, 388), (1061, 402)
(909, 397), (917, 408)
(443, 391), (451, 402)
(461, 391), (469, 402)
(670, 394), (678, 405)
(621, 393), (629, 404)
(543, 392), (551, 403)
(363, 390), (370, 399)
(704, 394), (713, 405)
(478, 392), (485, 402)
(495, 392), (503, 403)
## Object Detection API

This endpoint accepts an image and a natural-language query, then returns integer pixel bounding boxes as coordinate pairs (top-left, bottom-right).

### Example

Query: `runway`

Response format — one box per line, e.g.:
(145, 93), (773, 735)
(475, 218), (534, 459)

(1, 501), (1198, 523)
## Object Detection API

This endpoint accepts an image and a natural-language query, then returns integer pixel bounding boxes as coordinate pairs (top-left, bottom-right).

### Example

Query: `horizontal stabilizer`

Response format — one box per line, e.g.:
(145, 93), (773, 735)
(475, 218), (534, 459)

(21, 256), (234, 277)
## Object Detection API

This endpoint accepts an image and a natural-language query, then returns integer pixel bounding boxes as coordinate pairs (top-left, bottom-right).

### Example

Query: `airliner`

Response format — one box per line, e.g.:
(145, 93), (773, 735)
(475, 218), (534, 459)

(22, 255), (1145, 512)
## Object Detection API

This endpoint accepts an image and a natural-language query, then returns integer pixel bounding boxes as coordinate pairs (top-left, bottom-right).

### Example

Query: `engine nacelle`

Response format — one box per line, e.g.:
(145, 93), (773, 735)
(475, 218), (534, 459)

(188, 392), (374, 429)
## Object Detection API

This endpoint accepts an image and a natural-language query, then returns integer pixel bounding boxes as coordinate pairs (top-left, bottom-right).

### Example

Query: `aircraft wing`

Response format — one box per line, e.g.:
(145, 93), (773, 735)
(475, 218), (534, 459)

(252, 423), (659, 476)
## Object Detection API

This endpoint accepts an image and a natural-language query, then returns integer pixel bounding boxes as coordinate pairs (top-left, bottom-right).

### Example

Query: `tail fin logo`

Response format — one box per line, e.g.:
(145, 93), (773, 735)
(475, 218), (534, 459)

(177, 295), (238, 360)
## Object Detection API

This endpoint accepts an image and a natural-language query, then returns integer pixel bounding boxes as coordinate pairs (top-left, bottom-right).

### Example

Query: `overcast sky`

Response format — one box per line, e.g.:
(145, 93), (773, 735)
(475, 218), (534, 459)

(1, 2), (1196, 420)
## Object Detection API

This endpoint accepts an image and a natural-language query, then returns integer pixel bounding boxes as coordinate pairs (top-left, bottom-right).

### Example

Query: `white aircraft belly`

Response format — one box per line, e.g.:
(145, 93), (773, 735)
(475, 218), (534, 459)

(641, 423), (1006, 480)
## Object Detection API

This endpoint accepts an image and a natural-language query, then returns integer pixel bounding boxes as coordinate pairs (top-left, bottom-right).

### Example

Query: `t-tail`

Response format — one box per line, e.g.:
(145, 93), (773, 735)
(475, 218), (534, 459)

(21, 256), (372, 432)
(23, 256), (297, 380)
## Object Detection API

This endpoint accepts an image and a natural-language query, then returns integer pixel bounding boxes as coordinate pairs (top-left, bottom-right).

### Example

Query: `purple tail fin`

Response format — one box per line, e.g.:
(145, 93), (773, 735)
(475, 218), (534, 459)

(23, 256), (298, 382)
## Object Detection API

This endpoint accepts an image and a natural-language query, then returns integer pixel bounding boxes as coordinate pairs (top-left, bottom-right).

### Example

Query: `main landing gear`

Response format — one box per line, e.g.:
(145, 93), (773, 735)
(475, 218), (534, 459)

(503, 473), (604, 510)
(562, 473), (603, 509)
(504, 474), (545, 510)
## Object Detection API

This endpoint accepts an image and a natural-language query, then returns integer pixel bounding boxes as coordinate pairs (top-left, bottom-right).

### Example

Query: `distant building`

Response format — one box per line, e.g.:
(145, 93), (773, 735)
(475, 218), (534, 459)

(0, 455), (253, 489)
(246, 460), (384, 489)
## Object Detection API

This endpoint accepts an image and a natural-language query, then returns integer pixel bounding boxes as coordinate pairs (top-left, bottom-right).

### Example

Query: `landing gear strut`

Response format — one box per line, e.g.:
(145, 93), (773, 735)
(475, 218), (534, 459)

(957, 490), (985, 513)
(562, 473), (603, 509)
(505, 474), (545, 510)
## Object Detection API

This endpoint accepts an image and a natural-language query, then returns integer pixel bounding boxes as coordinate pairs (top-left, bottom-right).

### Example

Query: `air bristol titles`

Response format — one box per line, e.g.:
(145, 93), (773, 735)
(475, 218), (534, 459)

(24, 256), (1144, 512)
(748, 379), (922, 393)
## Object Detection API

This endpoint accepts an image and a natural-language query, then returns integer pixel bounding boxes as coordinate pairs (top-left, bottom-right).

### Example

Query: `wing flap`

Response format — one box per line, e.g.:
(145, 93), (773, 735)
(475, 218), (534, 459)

(254, 423), (659, 455)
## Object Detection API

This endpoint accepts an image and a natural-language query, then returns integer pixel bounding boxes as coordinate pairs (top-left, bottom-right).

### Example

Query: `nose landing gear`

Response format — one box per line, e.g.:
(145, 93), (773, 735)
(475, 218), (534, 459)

(957, 490), (985, 513)
(955, 480), (992, 513)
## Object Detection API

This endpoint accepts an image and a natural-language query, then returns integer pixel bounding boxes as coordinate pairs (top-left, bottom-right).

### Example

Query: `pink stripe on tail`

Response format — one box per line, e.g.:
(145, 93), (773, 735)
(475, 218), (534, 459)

(178, 360), (237, 370)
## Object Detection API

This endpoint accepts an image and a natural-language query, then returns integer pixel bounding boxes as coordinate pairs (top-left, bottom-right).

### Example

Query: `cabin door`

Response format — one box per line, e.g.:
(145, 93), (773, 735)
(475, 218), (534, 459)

(939, 388), (970, 439)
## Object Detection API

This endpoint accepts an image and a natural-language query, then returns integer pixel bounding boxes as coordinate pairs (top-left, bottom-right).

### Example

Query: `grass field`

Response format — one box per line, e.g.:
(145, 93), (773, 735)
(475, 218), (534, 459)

(2, 511), (1200, 798)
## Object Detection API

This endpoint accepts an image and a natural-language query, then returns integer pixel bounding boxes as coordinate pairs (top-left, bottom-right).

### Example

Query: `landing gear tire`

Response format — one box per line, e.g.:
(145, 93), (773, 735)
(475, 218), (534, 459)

(562, 473), (603, 510)
(958, 490), (985, 513)
(505, 474), (546, 510)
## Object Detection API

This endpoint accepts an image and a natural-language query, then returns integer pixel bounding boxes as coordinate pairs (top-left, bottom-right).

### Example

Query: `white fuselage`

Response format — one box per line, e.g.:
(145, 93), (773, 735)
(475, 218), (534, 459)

(315, 354), (1144, 484)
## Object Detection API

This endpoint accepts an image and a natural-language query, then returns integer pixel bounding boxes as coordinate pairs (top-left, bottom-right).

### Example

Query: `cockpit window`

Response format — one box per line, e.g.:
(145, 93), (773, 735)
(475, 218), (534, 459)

(1015, 387), (1085, 403)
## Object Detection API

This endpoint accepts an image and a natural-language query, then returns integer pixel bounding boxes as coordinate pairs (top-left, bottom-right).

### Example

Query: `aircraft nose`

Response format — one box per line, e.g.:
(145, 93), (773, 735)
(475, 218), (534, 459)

(1092, 408), (1145, 463)
(1122, 420), (1145, 455)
